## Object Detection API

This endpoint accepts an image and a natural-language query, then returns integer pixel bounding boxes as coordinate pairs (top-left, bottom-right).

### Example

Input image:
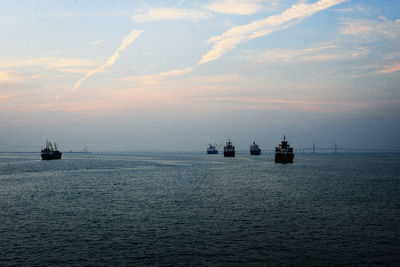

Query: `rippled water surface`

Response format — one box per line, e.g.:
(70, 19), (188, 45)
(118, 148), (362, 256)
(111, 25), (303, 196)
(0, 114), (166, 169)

(1, 153), (399, 266)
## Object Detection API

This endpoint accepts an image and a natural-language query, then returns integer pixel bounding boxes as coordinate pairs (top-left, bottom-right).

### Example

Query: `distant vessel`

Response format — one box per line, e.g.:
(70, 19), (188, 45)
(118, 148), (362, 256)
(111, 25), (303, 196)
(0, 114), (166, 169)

(250, 141), (261, 155)
(207, 144), (218, 154)
(275, 135), (294, 163)
(41, 140), (62, 160)
(224, 139), (235, 157)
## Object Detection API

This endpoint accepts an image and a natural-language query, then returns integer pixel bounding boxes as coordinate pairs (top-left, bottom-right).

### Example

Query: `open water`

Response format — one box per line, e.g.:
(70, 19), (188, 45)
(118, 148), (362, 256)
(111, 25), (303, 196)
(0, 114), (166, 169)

(0, 153), (399, 266)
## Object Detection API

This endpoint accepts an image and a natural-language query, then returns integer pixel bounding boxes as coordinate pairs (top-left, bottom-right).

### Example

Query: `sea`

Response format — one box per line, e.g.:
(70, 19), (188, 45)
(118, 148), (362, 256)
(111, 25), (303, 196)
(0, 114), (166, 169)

(1, 153), (399, 266)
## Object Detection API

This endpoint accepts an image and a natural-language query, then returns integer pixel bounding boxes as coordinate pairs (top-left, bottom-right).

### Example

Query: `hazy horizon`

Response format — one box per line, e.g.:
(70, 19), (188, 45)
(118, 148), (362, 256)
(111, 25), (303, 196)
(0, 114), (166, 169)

(1, 0), (399, 152)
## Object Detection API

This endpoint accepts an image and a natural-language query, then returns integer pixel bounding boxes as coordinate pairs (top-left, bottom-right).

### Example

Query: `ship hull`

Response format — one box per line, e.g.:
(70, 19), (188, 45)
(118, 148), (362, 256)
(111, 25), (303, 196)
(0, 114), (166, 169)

(275, 153), (293, 163)
(250, 150), (261, 155)
(207, 150), (218, 154)
(224, 151), (235, 157)
(41, 152), (62, 160)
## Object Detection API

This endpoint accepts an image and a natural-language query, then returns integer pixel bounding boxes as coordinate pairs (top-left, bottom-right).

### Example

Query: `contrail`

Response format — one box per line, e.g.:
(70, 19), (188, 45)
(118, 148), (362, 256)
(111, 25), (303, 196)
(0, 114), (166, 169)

(57, 29), (143, 101)
(198, 0), (347, 65)
(129, 0), (346, 82)
(123, 0), (345, 84)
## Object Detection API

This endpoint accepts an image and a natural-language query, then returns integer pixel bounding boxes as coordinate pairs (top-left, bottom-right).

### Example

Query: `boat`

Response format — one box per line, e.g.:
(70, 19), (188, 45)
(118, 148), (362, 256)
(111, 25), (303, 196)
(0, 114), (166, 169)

(224, 139), (235, 157)
(207, 144), (218, 154)
(41, 140), (62, 160)
(275, 135), (294, 163)
(250, 141), (261, 155)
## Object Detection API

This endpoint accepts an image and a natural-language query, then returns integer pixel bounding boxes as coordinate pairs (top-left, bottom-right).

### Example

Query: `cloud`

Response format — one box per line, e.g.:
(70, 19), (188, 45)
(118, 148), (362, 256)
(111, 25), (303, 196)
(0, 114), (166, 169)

(57, 29), (143, 101)
(56, 68), (97, 74)
(205, 0), (267, 15)
(2, 57), (97, 70)
(0, 71), (39, 83)
(91, 40), (105, 45)
(335, 3), (367, 13)
(159, 67), (193, 77)
(125, 0), (347, 85)
(340, 17), (400, 40)
(242, 43), (370, 63)
(1, 58), (99, 78)
(0, 71), (18, 82)
(132, 8), (211, 23)
(124, 0), (346, 85)
(122, 67), (193, 85)
(198, 0), (347, 65)
(377, 62), (400, 74)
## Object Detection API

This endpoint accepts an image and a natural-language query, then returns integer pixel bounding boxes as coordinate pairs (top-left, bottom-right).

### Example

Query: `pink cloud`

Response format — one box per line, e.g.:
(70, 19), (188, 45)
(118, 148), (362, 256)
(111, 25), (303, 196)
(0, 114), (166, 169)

(377, 62), (400, 74)
(0, 71), (39, 83)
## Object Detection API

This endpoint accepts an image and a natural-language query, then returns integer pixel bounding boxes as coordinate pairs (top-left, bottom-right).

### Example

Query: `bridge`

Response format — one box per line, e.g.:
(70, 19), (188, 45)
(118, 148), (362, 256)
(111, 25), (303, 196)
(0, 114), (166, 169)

(93, 147), (400, 155)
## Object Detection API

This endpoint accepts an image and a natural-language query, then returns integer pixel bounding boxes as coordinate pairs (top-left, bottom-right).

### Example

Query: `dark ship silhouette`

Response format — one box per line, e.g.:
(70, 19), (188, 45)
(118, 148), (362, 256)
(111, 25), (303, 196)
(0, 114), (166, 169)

(207, 144), (218, 154)
(224, 139), (235, 157)
(41, 140), (62, 160)
(250, 141), (261, 155)
(275, 135), (294, 163)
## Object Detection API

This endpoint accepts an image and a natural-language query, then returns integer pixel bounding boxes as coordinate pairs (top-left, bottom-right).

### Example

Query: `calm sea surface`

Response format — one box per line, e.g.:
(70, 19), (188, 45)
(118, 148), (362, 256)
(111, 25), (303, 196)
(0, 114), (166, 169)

(1, 153), (399, 266)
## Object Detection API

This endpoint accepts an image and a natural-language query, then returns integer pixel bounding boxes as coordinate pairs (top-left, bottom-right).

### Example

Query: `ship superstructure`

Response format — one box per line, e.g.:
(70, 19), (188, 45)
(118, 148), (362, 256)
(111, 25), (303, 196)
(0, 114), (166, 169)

(275, 135), (294, 163)
(224, 139), (235, 157)
(207, 144), (218, 154)
(250, 141), (261, 155)
(41, 140), (62, 160)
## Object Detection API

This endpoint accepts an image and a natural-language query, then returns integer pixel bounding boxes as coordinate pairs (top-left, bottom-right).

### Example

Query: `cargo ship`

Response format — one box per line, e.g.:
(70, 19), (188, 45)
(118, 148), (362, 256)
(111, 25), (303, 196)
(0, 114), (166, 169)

(250, 141), (261, 155)
(41, 140), (62, 160)
(224, 139), (235, 157)
(275, 135), (294, 163)
(207, 144), (218, 154)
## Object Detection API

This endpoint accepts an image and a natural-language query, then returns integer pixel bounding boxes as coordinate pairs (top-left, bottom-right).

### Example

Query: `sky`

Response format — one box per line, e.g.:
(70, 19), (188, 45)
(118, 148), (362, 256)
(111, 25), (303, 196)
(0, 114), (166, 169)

(0, 0), (399, 152)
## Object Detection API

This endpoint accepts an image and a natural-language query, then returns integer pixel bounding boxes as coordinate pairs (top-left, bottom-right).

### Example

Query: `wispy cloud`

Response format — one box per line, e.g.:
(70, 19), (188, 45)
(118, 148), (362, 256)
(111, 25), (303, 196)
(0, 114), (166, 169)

(2, 57), (97, 70)
(205, 0), (267, 15)
(91, 40), (105, 45)
(159, 67), (193, 77)
(340, 17), (400, 40)
(242, 43), (369, 63)
(125, 0), (346, 84)
(1, 57), (98, 78)
(57, 29), (143, 101)
(335, 3), (367, 13)
(129, 0), (347, 84)
(377, 62), (400, 74)
(0, 71), (18, 82)
(56, 68), (97, 74)
(0, 71), (39, 83)
(198, 0), (347, 65)
(122, 67), (193, 85)
(132, 8), (211, 23)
